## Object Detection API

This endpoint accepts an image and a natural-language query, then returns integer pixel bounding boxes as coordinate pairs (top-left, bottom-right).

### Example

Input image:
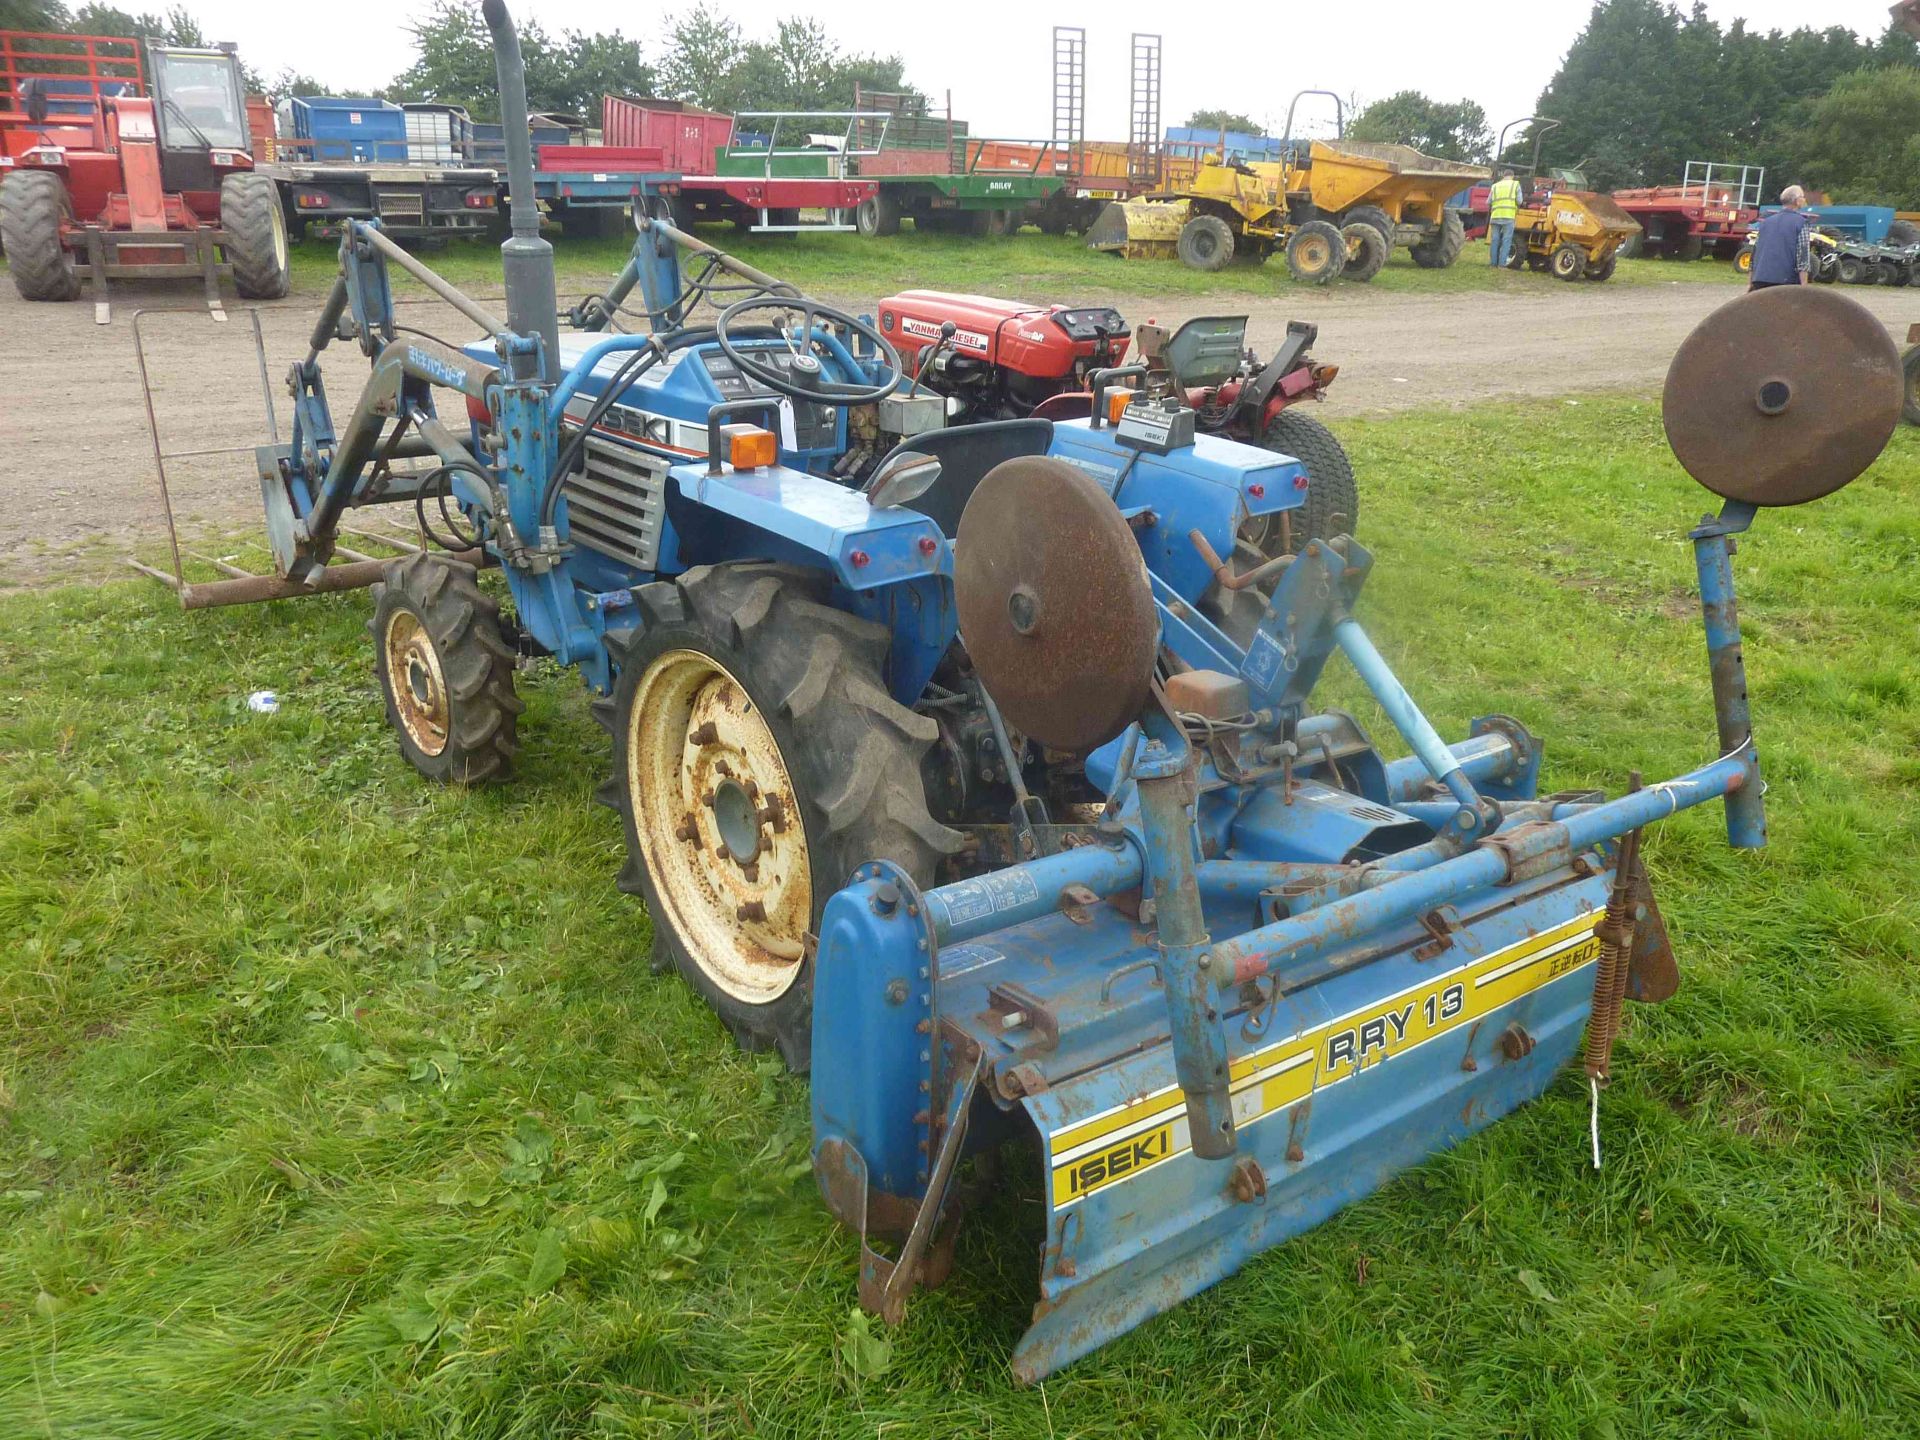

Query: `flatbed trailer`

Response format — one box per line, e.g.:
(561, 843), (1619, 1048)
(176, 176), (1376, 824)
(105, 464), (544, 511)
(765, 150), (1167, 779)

(855, 141), (1067, 236)
(1611, 162), (1763, 261)
(522, 144), (673, 237)
(267, 154), (499, 240)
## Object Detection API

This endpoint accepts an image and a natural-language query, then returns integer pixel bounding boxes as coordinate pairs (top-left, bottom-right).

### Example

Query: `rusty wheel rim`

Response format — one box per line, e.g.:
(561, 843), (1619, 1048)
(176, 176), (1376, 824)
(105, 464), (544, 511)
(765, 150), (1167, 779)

(629, 648), (808, 1004)
(1298, 236), (1330, 272)
(383, 609), (449, 757)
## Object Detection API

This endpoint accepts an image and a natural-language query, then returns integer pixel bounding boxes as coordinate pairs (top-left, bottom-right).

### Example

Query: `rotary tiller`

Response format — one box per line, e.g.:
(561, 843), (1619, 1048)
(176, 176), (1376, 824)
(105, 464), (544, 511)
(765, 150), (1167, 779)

(809, 286), (1901, 1379)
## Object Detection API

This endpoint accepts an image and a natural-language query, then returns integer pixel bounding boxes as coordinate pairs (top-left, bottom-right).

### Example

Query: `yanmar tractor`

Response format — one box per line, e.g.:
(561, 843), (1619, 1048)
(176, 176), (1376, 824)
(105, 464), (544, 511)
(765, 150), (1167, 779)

(0, 30), (289, 319)
(878, 290), (1355, 554)
(163, 0), (1903, 1386)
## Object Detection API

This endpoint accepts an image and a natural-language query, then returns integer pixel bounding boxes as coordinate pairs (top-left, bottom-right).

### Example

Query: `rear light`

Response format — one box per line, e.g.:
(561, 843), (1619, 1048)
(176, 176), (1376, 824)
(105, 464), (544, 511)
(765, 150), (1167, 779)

(1247, 483), (1265, 498)
(463, 189), (495, 209)
(295, 191), (329, 209)
(1311, 363), (1339, 385)
(466, 394), (491, 426)
(1105, 387), (1136, 424)
(723, 425), (777, 470)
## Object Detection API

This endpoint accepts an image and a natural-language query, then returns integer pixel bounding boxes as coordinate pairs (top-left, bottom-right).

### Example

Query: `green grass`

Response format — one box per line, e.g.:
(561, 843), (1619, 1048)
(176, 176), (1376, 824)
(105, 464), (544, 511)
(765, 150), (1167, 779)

(282, 226), (1743, 304)
(3, 398), (1918, 1437)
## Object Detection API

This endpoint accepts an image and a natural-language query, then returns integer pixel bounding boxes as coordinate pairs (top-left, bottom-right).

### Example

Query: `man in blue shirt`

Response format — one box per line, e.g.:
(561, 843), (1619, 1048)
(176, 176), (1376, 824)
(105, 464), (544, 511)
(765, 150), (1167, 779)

(1749, 185), (1813, 291)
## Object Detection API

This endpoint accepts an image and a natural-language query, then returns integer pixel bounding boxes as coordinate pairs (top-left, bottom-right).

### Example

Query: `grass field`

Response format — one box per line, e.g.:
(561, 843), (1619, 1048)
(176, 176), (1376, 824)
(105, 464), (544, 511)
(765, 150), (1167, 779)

(281, 225), (1745, 302)
(3, 398), (1917, 1437)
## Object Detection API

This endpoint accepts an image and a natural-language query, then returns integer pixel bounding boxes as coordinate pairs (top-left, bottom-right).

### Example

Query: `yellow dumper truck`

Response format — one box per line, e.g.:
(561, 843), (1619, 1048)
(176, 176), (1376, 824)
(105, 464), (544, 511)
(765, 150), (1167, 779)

(1505, 188), (1642, 281)
(1087, 134), (1485, 283)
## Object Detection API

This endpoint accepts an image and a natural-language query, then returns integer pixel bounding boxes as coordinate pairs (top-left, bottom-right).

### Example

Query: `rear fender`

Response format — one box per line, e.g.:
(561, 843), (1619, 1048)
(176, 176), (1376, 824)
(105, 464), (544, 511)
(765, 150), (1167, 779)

(663, 459), (955, 703)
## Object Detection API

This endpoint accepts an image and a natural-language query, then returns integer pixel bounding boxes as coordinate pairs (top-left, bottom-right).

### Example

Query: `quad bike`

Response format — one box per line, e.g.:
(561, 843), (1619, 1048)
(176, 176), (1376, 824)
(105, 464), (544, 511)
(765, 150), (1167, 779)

(879, 292), (1356, 553)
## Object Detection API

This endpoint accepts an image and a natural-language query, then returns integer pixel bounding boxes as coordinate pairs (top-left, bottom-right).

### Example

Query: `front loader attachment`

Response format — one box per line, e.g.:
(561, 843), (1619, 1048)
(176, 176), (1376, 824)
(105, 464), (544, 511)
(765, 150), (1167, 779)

(1086, 196), (1190, 259)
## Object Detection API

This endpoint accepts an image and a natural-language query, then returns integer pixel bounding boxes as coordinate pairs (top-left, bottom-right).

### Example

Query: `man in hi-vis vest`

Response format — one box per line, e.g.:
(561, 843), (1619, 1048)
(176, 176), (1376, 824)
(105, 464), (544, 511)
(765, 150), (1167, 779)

(1488, 169), (1523, 268)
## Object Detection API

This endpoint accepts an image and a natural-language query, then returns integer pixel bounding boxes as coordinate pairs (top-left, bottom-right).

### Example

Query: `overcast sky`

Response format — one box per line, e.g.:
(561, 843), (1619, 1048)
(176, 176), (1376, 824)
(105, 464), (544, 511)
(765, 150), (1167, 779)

(204, 0), (1897, 148)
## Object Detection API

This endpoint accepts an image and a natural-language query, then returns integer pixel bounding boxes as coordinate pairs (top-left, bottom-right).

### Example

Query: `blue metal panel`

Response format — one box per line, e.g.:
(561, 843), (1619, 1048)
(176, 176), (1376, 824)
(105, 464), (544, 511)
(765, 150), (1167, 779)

(1047, 419), (1306, 603)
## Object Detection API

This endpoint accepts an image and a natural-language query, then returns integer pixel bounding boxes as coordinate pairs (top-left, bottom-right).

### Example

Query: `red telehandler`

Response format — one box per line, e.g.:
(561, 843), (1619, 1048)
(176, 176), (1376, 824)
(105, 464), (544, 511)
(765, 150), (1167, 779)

(0, 30), (288, 320)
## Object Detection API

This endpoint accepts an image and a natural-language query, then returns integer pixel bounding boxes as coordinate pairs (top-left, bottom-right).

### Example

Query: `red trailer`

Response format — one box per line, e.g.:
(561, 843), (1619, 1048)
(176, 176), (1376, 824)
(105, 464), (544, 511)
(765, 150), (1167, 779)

(600, 95), (877, 233)
(1610, 162), (1763, 261)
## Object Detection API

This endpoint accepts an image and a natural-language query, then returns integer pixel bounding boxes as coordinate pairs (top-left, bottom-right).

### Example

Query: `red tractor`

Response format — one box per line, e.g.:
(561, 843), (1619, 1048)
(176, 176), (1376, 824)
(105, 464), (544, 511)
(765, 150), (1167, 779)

(876, 289), (1354, 551)
(1, 31), (289, 319)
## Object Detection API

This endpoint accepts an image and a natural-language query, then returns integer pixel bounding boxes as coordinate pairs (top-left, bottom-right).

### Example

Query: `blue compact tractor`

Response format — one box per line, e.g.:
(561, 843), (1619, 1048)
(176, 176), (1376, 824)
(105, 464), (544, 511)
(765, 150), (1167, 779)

(201, 2), (1904, 1382)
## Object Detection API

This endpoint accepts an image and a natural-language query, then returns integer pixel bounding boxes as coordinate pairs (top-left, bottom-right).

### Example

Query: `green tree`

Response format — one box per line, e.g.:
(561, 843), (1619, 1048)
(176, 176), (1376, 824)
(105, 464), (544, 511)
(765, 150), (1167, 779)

(67, 2), (198, 41)
(656, 7), (904, 114)
(388, 0), (651, 123)
(1349, 91), (1489, 160)
(0, 0), (71, 29)
(1534, 0), (1912, 190)
(1795, 66), (1920, 204)
(1185, 108), (1263, 136)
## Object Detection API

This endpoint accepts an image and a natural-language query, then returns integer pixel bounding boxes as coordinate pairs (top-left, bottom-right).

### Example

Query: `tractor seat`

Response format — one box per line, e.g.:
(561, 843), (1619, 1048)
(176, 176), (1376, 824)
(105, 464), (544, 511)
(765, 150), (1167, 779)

(870, 418), (1054, 536)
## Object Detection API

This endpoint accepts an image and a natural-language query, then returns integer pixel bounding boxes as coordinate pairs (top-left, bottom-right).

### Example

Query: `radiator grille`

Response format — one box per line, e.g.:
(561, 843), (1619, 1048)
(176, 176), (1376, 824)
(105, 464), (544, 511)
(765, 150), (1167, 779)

(563, 433), (670, 571)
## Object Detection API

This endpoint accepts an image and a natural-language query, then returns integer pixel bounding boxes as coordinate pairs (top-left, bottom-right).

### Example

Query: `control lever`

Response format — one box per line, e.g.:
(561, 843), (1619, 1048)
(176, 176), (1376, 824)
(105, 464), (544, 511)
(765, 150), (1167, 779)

(909, 321), (956, 398)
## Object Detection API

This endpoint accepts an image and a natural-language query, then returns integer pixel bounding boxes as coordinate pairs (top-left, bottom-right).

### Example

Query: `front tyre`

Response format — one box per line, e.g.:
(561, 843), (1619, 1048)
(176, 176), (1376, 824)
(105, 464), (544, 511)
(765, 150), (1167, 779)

(0, 169), (80, 301)
(1285, 220), (1345, 284)
(605, 564), (960, 1071)
(369, 553), (522, 784)
(220, 172), (290, 299)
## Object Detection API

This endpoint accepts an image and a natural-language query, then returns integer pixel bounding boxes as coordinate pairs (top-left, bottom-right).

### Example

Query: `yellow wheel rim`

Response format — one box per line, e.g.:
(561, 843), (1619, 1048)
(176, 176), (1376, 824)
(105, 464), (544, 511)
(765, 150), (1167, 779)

(384, 609), (449, 757)
(1299, 237), (1329, 270)
(629, 648), (809, 1004)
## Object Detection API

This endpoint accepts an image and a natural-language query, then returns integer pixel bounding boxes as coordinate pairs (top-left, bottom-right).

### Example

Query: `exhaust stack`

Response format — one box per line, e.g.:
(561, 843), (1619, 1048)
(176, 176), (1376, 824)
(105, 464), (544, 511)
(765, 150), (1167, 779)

(483, 0), (558, 381)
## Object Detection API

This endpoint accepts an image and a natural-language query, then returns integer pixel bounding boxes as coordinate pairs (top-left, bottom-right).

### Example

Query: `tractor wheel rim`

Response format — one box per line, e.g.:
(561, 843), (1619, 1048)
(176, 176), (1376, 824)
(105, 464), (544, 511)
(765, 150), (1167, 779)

(630, 648), (808, 1004)
(272, 204), (288, 271)
(384, 609), (450, 757)
(1300, 237), (1328, 270)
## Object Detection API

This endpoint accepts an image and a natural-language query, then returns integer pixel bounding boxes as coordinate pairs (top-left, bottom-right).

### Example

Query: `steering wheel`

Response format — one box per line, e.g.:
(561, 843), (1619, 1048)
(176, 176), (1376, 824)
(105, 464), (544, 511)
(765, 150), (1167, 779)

(713, 294), (904, 407)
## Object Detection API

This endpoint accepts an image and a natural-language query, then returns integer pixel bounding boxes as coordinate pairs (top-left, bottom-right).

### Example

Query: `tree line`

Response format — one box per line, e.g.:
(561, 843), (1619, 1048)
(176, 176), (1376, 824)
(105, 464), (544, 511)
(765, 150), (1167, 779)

(0, 0), (906, 122)
(1319, 2), (1919, 204)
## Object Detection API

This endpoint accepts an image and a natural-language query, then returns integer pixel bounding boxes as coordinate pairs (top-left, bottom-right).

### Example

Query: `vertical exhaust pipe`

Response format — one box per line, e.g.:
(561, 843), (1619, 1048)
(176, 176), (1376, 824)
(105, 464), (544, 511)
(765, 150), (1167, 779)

(482, 0), (558, 382)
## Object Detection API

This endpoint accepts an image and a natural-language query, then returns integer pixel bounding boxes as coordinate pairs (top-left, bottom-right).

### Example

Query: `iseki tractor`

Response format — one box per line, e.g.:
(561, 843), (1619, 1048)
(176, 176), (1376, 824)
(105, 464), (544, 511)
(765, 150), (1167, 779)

(154, 2), (1905, 1383)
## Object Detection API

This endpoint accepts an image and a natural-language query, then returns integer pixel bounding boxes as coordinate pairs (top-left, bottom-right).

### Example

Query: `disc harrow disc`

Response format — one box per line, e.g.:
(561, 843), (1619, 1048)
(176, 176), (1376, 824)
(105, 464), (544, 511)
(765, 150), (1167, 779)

(954, 456), (1157, 755)
(1662, 286), (1901, 507)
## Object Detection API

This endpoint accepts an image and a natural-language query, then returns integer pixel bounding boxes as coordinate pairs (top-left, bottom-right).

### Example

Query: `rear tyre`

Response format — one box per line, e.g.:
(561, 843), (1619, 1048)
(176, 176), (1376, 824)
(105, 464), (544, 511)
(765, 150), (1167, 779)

(1177, 213), (1235, 271)
(0, 169), (80, 301)
(1837, 255), (1865, 285)
(1888, 219), (1920, 246)
(370, 552), (521, 785)
(1902, 346), (1920, 426)
(1285, 219), (1345, 284)
(1734, 243), (1754, 275)
(1617, 230), (1644, 260)
(220, 172), (290, 299)
(1671, 233), (1704, 262)
(1550, 243), (1586, 280)
(602, 563), (960, 1072)
(1409, 207), (1465, 268)
(1264, 410), (1357, 550)
(854, 192), (900, 237)
(1584, 251), (1616, 282)
(1339, 221), (1388, 282)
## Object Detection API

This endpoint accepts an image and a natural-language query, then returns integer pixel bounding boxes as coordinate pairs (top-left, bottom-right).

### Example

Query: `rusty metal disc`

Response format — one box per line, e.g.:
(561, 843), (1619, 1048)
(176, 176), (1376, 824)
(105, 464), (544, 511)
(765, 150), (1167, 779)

(1663, 286), (1901, 507)
(954, 455), (1157, 754)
